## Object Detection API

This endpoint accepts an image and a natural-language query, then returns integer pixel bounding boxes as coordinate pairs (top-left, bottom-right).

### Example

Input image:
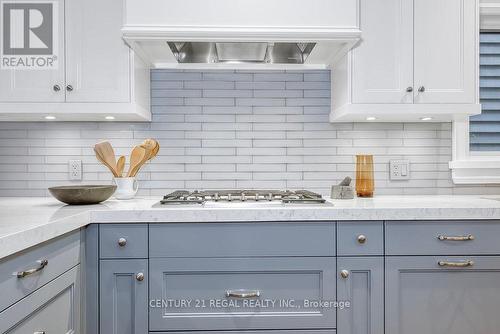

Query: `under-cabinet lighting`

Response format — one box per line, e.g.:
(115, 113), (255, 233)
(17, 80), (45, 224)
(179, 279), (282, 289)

(44, 115), (56, 120)
(420, 117), (433, 121)
(105, 116), (115, 120)
(366, 116), (377, 121)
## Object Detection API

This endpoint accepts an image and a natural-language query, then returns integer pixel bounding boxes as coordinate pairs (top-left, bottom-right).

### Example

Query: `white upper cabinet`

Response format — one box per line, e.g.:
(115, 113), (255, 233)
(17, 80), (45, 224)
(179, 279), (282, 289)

(332, 0), (481, 122)
(65, 0), (130, 103)
(413, 0), (476, 104)
(352, 0), (413, 104)
(0, 0), (150, 121)
(0, 0), (65, 103)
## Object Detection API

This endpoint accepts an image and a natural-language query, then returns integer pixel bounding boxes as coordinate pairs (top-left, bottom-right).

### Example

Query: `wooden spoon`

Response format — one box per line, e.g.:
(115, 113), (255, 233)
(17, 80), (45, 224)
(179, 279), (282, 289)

(94, 141), (118, 175)
(94, 147), (119, 177)
(132, 145), (152, 177)
(142, 138), (160, 160)
(141, 139), (157, 160)
(127, 146), (147, 177)
(150, 140), (160, 159)
(116, 156), (126, 177)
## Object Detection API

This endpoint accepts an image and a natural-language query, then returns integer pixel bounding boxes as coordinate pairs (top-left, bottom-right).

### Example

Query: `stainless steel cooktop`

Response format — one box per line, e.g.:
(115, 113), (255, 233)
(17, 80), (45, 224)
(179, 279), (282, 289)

(159, 190), (332, 206)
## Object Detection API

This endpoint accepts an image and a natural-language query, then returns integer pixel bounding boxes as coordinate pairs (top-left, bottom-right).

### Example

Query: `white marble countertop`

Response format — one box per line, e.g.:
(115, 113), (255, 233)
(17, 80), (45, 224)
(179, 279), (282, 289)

(2, 195), (500, 260)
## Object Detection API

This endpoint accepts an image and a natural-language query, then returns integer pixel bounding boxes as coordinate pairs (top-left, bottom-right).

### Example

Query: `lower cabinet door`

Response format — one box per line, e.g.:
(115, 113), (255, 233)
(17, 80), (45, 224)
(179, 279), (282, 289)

(337, 257), (384, 334)
(149, 257), (337, 331)
(0, 264), (80, 333)
(100, 259), (148, 334)
(386, 256), (500, 334)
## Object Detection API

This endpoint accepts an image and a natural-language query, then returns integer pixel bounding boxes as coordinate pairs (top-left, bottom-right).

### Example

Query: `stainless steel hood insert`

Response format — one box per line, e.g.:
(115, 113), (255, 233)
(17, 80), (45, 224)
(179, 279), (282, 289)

(168, 42), (316, 64)
(123, 0), (361, 69)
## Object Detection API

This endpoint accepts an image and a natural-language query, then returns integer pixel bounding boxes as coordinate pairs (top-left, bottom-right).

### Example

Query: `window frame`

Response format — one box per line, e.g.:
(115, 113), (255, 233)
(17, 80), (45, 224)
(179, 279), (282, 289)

(450, 0), (500, 184)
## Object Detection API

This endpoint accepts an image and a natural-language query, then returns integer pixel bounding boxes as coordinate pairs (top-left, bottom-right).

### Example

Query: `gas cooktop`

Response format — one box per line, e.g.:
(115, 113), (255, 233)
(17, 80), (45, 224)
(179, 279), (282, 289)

(159, 190), (331, 206)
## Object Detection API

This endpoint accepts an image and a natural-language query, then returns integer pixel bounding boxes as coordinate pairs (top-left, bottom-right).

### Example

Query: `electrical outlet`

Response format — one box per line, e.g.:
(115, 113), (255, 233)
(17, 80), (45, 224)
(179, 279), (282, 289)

(390, 160), (410, 180)
(69, 160), (82, 181)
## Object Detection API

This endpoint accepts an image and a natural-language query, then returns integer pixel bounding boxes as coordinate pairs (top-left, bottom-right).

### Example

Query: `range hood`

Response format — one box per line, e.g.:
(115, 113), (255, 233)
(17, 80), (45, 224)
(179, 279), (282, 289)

(122, 0), (361, 69)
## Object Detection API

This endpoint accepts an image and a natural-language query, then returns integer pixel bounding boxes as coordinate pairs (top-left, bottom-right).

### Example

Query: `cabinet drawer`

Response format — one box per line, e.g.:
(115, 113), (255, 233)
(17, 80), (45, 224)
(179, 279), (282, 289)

(149, 257), (336, 331)
(337, 221), (383, 255)
(150, 222), (335, 257)
(386, 256), (500, 334)
(99, 224), (148, 258)
(0, 231), (80, 312)
(386, 221), (500, 255)
(0, 264), (80, 334)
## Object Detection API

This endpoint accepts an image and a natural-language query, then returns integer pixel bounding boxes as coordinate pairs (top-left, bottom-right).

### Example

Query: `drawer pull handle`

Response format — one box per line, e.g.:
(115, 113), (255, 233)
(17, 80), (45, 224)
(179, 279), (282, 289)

(437, 234), (474, 241)
(357, 234), (367, 244)
(34, 332), (46, 334)
(15, 259), (48, 278)
(226, 289), (261, 298)
(136, 273), (145, 281)
(340, 269), (350, 279)
(118, 238), (127, 247)
(438, 260), (474, 268)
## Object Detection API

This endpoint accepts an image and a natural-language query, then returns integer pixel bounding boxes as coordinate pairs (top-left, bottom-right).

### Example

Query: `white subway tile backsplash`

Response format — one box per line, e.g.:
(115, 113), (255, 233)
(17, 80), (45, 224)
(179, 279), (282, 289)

(204, 90), (253, 98)
(236, 98), (286, 106)
(184, 81), (234, 89)
(253, 73), (303, 81)
(185, 98), (235, 106)
(0, 69), (495, 197)
(236, 82), (285, 90)
(203, 72), (253, 81)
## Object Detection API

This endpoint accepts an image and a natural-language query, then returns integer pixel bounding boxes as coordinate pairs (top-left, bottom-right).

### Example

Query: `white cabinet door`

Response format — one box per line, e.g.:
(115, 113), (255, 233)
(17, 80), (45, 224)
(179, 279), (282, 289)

(0, 0), (65, 102)
(65, 0), (130, 103)
(413, 0), (477, 104)
(352, 0), (413, 104)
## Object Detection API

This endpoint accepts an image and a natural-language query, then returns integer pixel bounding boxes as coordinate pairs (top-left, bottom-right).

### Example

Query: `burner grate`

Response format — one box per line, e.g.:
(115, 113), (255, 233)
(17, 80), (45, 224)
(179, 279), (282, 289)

(160, 190), (326, 205)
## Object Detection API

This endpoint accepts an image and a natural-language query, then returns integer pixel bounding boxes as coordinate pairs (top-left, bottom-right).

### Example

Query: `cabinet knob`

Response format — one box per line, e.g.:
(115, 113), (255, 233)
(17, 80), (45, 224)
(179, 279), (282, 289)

(406, 86), (413, 92)
(66, 85), (73, 92)
(340, 270), (349, 279)
(418, 86), (425, 93)
(118, 238), (127, 247)
(53, 84), (61, 92)
(136, 272), (145, 281)
(357, 234), (367, 244)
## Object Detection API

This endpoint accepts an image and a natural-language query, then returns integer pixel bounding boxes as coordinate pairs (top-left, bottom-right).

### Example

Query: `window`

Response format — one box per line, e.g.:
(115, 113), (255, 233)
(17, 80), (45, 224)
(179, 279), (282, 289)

(449, 2), (500, 184)
(470, 32), (500, 151)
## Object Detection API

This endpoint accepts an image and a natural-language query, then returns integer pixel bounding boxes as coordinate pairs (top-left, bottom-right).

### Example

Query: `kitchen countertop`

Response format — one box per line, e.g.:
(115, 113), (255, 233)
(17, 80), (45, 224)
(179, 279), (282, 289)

(2, 195), (500, 260)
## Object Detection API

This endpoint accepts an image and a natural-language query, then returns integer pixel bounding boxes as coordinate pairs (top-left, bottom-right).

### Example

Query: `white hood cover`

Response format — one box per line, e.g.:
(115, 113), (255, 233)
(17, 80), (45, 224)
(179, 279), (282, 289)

(122, 0), (361, 69)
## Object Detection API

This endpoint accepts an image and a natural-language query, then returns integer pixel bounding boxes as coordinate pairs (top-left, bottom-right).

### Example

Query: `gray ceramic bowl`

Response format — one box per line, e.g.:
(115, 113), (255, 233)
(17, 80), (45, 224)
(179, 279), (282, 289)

(49, 185), (117, 205)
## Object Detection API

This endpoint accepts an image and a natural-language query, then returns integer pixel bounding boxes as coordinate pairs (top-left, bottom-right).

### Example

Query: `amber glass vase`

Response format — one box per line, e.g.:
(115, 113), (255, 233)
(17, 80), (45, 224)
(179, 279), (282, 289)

(355, 155), (374, 197)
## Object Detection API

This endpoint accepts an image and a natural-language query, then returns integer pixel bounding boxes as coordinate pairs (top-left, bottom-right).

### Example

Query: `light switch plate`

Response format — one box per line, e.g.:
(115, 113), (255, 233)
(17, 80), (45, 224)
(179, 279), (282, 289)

(390, 160), (410, 180)
(69, 160), (82, 181)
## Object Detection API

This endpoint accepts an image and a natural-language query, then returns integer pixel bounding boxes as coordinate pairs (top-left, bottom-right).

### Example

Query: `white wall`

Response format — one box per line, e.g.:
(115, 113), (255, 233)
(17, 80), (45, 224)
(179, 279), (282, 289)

(0, 69), (498, 197)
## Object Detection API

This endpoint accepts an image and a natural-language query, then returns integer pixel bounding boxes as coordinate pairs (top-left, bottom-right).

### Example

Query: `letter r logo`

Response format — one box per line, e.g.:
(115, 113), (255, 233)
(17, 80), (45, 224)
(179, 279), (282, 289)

(2, 2), (53, 55)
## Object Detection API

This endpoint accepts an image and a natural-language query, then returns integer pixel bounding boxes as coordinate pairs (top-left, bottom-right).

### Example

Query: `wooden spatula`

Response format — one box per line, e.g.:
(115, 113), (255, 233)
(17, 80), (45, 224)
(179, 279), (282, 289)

(94, 147), (119, 177)
(127, 146), (147, 177)
(116, 156), (126, 177)
(94, 141), (118, 175)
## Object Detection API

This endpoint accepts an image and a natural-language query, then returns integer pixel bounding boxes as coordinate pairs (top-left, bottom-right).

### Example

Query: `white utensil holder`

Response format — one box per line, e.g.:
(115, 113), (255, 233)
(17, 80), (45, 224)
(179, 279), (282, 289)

(113, 177), (138, 200)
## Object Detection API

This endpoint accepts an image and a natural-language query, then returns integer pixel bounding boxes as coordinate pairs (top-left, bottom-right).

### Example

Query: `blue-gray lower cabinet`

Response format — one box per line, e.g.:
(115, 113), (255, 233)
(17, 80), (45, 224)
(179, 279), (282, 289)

(0, 264), (81, 334)
(337, 257), (384, 334)
(386, 256), (500, 334)
(149, 257), (337, 331)
(99, 259), (148, 334)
